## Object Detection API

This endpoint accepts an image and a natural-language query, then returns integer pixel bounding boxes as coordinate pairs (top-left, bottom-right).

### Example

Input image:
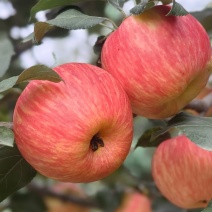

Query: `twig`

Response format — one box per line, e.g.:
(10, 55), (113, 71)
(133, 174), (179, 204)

(27, 182), (101, 209)
(184, 93), (212, 114)
(13, 41), (34, 59)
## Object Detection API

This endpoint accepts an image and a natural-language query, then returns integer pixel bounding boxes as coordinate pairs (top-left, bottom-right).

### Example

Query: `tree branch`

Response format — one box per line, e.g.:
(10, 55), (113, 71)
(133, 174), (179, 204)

(184, 93), (212, 114)
(27, 182), (101, 209)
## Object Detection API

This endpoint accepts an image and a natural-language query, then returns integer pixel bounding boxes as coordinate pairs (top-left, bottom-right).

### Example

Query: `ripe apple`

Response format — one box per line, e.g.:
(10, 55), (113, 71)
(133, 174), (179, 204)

(101, 5), (212, 119)
(115, 190), (152, 212)
(152, 135), (212, 208)
(13, 63), (133, 183)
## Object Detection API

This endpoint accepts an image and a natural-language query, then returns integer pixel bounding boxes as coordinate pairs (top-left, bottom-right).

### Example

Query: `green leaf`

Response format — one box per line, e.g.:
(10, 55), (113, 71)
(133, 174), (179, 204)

(30, 0), (84, 21)
(130, 0), (148, 15)
(0, 145), (37, 202)
(166, 0), (189, 16)
(17, 65), (62, 83)
(136, 126), (171, 148)
(160, 0), (172, 4)
(0, 33), (15, 77)
(0, 76), (19, 93)
(34, 8), (106, 43)
(0, 65), (62, 93)
(137, 112), (212, 151)
(0, 126), (14, 147)
(202, 200), (212, 212)
(130, 1), (157, 15)
(22, 32), (34, 43)
(153, 112), (212, 151)
(107, 0), (126, 12)
(34, 22), (55, 44)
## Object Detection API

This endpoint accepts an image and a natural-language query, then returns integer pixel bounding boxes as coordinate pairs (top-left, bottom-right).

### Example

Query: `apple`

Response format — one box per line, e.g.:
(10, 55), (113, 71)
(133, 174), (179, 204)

(101, 5), (212, 119)
(13, 63), (133, 183)
(152, 135), (212, 208)
(115, 190), (152, 212)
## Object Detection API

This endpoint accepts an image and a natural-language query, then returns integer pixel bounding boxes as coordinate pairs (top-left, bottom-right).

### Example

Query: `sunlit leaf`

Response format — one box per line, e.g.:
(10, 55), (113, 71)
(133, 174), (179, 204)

(0, 33), (15, 77)
(34, 8), (106, 43)
(0, 76), (19, 93)
(0, 126), (14, 147)
(0, 65), (62, 93)
(152, 112), (212, 151)
(166, 0), (188, 16)
(21, 32), (34, 43)
(0, 145), (37, 202)
(30, 0), (84, 20)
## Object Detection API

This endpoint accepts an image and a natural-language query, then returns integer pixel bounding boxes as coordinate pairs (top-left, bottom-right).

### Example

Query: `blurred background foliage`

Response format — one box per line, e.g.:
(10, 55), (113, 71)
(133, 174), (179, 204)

(0, 0), (212, 211)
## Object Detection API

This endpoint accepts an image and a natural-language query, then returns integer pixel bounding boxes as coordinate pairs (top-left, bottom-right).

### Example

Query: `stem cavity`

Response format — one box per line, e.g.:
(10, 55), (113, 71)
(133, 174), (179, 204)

(90, 135), (104, 151)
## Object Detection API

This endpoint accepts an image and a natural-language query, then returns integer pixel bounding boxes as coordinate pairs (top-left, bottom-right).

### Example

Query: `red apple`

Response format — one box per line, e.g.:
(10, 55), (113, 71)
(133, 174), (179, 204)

(101, 5), (212, 119)
(152, 135), (212, 208)
(115, 190), (152, 212)
(13, 63), (133, 183)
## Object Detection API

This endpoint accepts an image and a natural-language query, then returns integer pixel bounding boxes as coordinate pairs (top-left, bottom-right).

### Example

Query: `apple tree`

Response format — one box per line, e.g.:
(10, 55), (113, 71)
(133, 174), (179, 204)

(0, 0), (212, 211)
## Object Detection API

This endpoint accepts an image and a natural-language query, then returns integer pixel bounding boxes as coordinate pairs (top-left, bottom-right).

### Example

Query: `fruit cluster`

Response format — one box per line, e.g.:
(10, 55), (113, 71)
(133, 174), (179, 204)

(13, 5), (212, 210)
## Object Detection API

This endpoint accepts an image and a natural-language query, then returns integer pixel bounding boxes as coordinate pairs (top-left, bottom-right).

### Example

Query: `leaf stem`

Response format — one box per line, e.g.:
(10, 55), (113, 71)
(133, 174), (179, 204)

(99, 23), (115, 31)
(104, 18), (118, 29)
(119, 9), (127, 18)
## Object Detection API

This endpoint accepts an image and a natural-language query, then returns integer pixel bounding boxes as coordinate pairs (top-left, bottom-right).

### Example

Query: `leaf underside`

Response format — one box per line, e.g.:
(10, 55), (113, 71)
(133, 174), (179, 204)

(33, 9), (106, 43)
(136, 112), (212, 151)
(0, 127), (14, 147)
(0, 33), (15, 78)
(30, 0), (84, 20)
(166, 0), (189, 16)
(0, 65), (62, 93)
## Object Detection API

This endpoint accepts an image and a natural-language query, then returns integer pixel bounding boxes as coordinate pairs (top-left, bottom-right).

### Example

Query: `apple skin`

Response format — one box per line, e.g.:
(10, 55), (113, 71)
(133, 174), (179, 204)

(13, 63), (133, 183)
(152, 135), (212, 209)
(101, 5), (212, 119)
(115, 191), (152, 212)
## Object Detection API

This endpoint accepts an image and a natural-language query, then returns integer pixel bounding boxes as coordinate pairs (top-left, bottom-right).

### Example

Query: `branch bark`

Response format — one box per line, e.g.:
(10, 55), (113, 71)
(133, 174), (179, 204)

(184, 93), (212, 114)
(27, 182), (101, 209)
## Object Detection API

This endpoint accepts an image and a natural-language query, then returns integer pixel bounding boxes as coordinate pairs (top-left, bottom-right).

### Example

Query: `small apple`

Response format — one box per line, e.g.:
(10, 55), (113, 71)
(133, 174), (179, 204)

(13, 63), (133, 183)
(152, 135), (212, 208)
(115, 190), (152, 212)
(101, 5), (212, 119)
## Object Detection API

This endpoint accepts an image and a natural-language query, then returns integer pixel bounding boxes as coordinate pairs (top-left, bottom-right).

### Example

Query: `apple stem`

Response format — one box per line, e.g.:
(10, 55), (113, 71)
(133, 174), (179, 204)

(90, 135), (104, 151)
(199, 200), (208, 204)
